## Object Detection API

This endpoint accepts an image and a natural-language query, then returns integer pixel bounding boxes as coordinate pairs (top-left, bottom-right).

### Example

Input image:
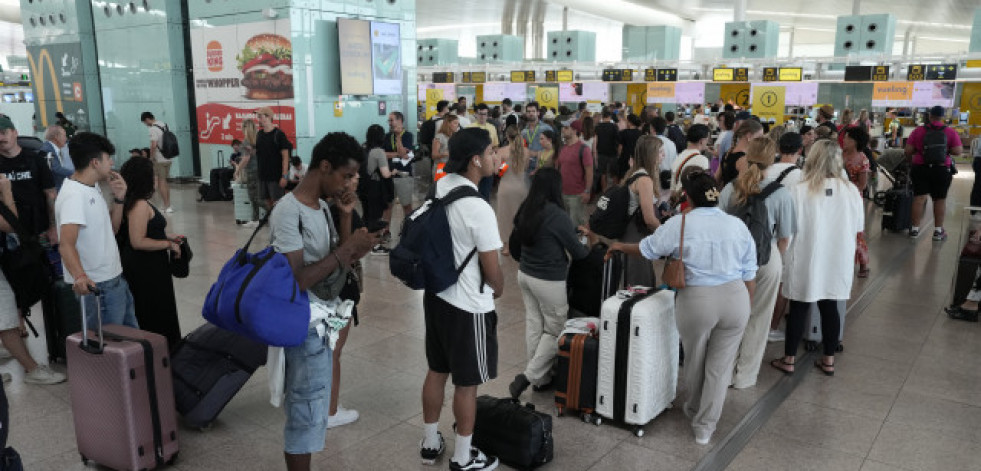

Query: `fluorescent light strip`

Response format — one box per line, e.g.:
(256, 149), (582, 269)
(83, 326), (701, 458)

(416, 22), (499, 34)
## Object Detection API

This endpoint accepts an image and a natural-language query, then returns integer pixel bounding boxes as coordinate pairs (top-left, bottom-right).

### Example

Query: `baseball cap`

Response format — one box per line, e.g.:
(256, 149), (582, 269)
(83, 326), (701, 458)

(735, 111), (752, 121)
(929, 106), (944, 117)
(819, 105), (834, 119)
(0, 116), (14, 131)
(569, 120), (583, 133)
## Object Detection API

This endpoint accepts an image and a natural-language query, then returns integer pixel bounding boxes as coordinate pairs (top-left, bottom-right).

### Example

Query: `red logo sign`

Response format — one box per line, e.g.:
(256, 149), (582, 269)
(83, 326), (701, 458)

(73, 82), (82, 101)
(206, 41), (223, 73)
(196, 103), (295, 146)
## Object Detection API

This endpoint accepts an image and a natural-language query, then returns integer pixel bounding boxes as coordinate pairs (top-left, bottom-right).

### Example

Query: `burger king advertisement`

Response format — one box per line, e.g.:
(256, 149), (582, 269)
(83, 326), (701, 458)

(190, 19), (295, 146)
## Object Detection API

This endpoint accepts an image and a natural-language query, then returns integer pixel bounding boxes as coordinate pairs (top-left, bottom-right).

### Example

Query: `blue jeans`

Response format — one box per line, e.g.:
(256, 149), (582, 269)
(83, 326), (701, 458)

(283, 326), (333, 454)
(80, 275), (138, 331)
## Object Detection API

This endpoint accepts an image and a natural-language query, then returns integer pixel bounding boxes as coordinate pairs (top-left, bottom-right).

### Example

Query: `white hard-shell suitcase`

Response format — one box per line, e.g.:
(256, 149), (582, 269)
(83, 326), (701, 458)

(232, 183), (253, 224)
(595, 289), (679, 437)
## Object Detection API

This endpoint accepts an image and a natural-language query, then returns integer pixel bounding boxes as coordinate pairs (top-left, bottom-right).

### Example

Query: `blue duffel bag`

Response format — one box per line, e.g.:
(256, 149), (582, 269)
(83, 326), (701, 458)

(202, 216), (309, 347)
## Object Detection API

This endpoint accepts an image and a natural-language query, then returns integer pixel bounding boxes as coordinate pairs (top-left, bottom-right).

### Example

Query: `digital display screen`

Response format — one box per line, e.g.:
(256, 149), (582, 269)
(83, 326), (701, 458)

(370, 21), (402, 95)
(338, 19), (402, 95)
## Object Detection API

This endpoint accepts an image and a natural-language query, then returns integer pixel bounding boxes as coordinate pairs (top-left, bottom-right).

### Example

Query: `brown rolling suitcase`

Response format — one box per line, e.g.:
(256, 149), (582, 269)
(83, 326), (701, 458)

(66, 291), (179, 470)
(555, 333), (601, 425)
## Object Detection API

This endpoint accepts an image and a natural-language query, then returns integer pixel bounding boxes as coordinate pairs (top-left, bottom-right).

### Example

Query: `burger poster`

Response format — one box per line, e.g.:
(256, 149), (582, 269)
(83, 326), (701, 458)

(190, 19), (296, 146)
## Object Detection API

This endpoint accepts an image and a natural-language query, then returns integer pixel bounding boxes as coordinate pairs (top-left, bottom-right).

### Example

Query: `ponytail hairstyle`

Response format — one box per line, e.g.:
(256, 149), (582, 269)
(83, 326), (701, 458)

(626, 135), (662, 198)
(517, 168), (565, 246)
(679, 167), (721, 208)
(733, 137), (776, 206)
(733, 118), (763, 146)
(505, 125), (528, 174)
(802, 139), (847, 194)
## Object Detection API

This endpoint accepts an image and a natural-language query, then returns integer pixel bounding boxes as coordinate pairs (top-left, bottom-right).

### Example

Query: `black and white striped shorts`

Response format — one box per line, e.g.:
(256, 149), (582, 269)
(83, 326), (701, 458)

(423, 291), (498, 387)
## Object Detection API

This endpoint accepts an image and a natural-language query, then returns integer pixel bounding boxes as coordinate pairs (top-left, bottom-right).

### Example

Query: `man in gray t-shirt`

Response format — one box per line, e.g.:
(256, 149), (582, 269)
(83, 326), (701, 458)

(268, 132), (375, 470)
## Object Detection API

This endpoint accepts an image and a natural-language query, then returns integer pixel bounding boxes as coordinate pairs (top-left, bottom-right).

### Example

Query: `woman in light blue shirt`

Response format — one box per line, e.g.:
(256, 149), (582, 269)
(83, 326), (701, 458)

(609, 168), (757, 445)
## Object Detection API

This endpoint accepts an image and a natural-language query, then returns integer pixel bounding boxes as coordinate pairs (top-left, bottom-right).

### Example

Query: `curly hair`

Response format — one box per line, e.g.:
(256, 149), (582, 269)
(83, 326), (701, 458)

(310, 132), (363, 172)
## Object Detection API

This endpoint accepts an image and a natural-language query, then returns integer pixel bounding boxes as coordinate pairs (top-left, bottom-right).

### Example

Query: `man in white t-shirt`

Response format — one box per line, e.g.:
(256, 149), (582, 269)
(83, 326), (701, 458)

(418, 127), (504, 471)
(56, 132), (137, 329)
(671, 124), (711, 193)
(651, 117), (678, 189)
(140, 111), (174, 213)
(765, 131), (804, 343)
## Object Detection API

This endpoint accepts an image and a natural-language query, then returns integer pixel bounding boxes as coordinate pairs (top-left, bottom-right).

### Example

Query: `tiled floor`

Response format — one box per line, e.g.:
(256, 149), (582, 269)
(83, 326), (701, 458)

(5, 168), (980, 471)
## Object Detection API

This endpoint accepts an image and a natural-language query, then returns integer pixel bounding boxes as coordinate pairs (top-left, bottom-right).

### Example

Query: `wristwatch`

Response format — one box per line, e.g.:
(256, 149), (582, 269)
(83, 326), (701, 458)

(113, 197), (125, 204)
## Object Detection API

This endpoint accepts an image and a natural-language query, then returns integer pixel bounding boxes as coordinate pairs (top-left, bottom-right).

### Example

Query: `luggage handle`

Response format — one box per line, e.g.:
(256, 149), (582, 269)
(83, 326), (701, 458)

(217, 149), (225, 167)
(601, 251), (625, 303)
(79, 286), (104, 354)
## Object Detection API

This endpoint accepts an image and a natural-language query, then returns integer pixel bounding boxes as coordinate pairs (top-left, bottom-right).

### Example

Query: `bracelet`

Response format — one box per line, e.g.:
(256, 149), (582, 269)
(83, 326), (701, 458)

(113, 197), (125, 204)
(332, 250), (345, 268)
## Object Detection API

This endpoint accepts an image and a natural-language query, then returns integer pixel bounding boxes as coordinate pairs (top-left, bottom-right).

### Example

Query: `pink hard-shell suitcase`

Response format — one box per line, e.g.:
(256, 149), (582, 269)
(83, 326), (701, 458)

(66, 290), (179, 470)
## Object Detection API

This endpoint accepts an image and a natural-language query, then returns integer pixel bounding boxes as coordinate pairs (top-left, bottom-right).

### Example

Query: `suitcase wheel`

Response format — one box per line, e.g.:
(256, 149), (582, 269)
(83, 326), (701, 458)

(634, 427), (644, 437)
(593, 416), (602, 426)
(167, 452), (179, 466)
(80, 454), (87, 464)
(556, 406), (564, 416)
(836, 343), (844, 353)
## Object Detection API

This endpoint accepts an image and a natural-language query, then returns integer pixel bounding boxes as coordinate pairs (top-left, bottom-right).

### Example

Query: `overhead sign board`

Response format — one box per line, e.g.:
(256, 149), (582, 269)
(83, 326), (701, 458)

(713, 67), (748, 82)
(545, 70), (574, 82)
(432, 72), (454, 83)
(510, 70), (535, 82)
(602, 69), (634, 82)
(643, 68), (677, 82)
(461, 71), (486, 83)
(844, 65), (889, 82)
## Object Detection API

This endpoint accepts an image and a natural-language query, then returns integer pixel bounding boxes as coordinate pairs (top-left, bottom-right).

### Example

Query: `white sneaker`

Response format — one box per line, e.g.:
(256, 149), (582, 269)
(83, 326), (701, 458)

(242, 221), (259, 228)
(327, 406), (359, 429)
(24, 365), (66, 385)
(767, 329), (786, 342)
(165, 207), (175, 214)
(695, 431), (712, 445)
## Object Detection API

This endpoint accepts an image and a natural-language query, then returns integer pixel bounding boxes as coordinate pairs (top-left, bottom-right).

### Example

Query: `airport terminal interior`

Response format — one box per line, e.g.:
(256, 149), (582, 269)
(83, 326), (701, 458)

(0, 0), (980, 470)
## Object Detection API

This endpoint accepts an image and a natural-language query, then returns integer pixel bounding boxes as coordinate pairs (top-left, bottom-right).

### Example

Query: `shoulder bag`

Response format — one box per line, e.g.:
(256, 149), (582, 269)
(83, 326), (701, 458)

(661, 213), (686, 290)
(0, 202), (51, 311)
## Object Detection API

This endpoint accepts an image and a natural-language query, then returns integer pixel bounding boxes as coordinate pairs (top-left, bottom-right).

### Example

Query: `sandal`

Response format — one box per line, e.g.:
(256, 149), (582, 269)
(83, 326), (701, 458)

(770, 358), (795, 376)
(814, 360), (835, 376)
(857, 267), (870, 278)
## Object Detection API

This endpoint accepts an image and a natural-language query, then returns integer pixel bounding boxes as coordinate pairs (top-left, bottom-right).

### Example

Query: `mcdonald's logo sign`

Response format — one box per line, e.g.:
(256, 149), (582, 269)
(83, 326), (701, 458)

(27, 47), (64, 128)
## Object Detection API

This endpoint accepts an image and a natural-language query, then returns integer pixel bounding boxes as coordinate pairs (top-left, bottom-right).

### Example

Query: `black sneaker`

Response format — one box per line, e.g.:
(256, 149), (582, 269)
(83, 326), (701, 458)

(532, 378), (555, 392)
(420, 431), (445, 465)
(371, 245), (391, 256)
(946, 306), (979, 322)
(449, 447), (499, 471)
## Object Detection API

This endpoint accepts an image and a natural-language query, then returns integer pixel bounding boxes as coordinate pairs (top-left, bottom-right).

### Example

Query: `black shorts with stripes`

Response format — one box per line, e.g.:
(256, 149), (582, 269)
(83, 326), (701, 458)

(423, 291), (498, 387)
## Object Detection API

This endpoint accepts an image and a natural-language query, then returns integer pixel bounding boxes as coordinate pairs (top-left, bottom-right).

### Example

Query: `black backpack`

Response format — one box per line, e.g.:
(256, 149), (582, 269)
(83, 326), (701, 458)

(154, 124), (180, 159)
(418, 119), (437, 156)
(389, 184), (483, 292)
(922, 124), (947, 166)
(588, 172), (648, 239)
(728, 172), (790, 266)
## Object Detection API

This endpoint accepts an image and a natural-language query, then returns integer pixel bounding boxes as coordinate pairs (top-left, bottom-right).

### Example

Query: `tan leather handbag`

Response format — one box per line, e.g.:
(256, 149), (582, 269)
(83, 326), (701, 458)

(662, 213), (686, 290)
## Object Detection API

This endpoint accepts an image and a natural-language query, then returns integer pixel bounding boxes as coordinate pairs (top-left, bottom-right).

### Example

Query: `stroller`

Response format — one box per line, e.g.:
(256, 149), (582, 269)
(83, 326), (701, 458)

(873, 149), (910, 207)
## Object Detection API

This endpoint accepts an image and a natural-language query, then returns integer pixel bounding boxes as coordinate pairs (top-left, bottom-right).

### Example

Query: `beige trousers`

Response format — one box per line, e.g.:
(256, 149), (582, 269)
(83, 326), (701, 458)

(676, 280), (750, 438)
(517, 271), (568, 385)
(732, 243), (783, 389)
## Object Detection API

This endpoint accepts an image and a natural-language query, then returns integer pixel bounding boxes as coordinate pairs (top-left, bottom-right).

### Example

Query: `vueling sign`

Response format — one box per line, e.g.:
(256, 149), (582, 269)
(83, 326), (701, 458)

(27, 47), (64, 128)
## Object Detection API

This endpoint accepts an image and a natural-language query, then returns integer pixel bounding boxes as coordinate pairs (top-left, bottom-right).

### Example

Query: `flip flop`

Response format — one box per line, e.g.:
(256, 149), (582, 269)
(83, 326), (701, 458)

(770, 358), (795, 376)
(814, 360), (835, 376)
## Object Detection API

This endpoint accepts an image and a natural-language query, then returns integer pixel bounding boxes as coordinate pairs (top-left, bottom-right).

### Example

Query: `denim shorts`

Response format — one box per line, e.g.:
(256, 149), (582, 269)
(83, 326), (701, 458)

(283, 326), (333, 455)
(81, 275), (138, 331)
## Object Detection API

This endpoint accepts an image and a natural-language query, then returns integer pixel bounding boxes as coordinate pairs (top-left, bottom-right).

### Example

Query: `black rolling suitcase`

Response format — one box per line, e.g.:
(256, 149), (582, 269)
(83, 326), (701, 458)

(40, 280), (83, 363)
(555, 333), (599, 424)
(473, 396), (553, 471)
(170, 324), (267, 429)
(567, 243), (622, 317)
(881, 186), (912, 232)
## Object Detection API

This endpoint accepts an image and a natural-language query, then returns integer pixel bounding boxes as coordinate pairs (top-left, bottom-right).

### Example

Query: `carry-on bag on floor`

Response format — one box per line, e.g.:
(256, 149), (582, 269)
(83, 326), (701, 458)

(171, 323), (268, 429)
(555, 333), (600, 424)
(232, 183), (253, 224)
(596, 289), (679, 437)
(40, 280), (82, 363)
(67, 291), (180, 470)
(803, 300), (847, 353)
(881, 186), (913, 232)
(567, 245), (623, 318)
(473, 395), (553, 471)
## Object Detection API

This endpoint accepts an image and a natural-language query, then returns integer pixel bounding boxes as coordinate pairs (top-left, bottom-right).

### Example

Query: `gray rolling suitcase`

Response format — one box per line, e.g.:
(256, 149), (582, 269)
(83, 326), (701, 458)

(232, 183), (253, 224)
(803, 300), (847, 352)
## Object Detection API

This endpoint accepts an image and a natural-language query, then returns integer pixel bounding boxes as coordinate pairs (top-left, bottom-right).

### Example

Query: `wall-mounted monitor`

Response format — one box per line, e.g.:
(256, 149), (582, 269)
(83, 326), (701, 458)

(338, 18), (402, 96)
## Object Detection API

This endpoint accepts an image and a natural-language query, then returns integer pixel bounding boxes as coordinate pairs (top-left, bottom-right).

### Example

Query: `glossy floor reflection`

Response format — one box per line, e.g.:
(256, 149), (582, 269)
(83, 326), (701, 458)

(5, 167), (980, 471)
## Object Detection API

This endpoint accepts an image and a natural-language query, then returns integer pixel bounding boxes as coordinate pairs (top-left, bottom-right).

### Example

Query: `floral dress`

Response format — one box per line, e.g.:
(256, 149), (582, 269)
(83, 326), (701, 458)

(844, 151), (870, 266)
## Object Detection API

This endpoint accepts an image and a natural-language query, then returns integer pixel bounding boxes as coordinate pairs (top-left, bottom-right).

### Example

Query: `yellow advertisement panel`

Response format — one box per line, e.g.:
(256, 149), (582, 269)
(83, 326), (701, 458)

(645, 83), (676, 104)
(960, 82), (981, 131)
(626, 83), (647, 115)
(536, 86), (559, 112)
(720, 83), (750, 108)
(425, 88), (444, 120)
(752, 86), (786, 125)
(872, 82), (914, 104)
